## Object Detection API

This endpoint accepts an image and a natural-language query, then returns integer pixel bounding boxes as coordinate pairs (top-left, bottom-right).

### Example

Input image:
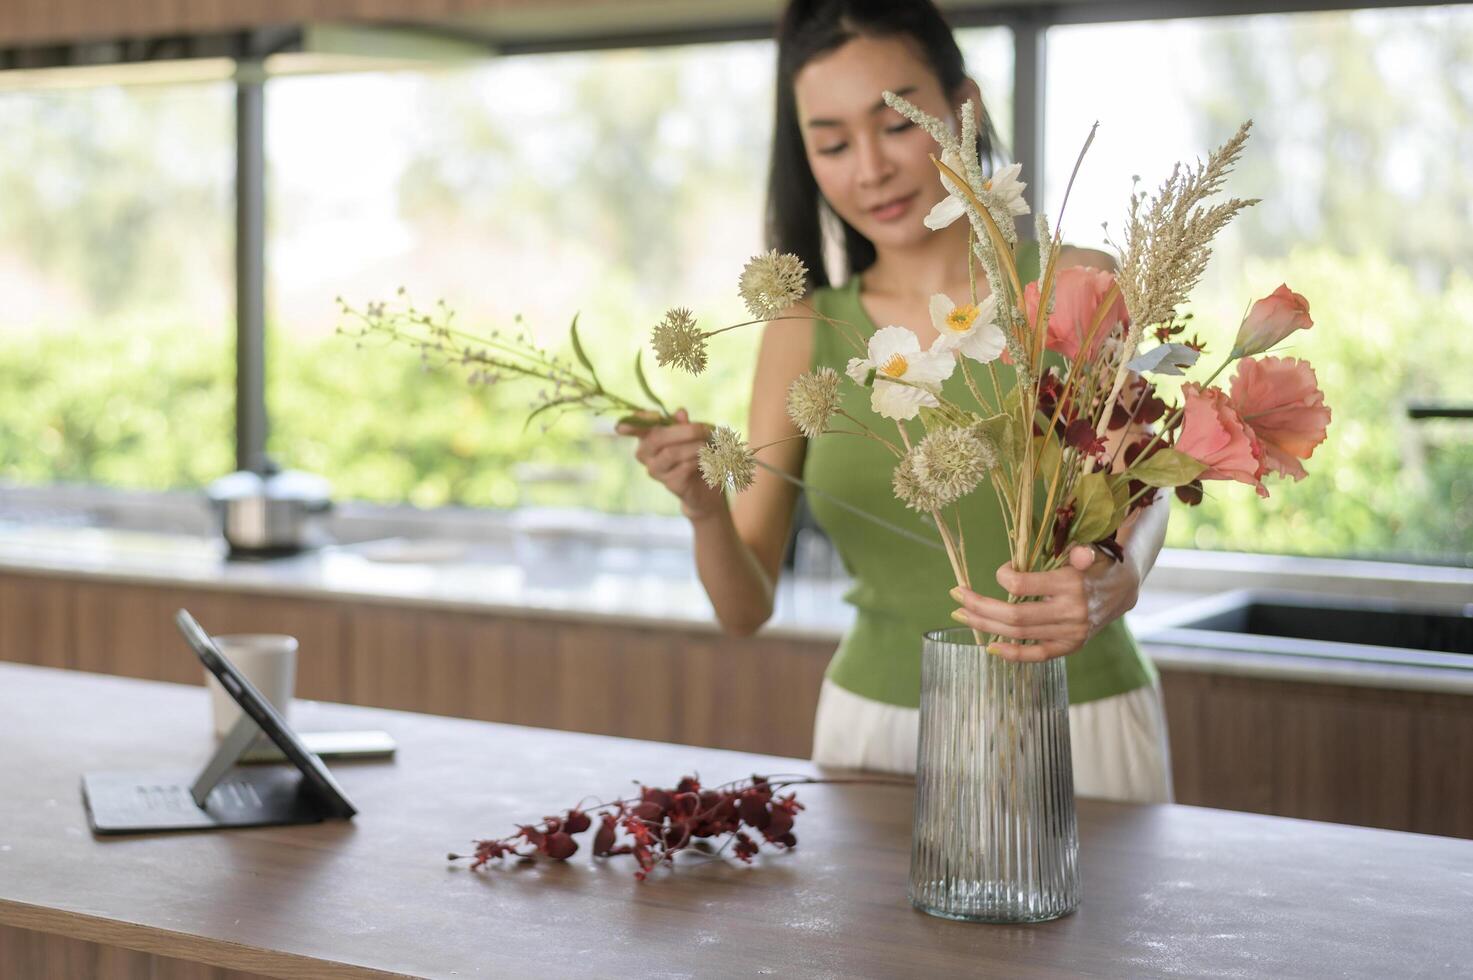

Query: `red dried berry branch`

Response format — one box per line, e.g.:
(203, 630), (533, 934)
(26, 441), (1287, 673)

(447, 772), (908, 882)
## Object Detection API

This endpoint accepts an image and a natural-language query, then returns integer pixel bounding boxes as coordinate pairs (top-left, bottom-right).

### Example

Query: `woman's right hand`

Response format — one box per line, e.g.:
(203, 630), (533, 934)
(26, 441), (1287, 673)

(616, 408), (728, 521)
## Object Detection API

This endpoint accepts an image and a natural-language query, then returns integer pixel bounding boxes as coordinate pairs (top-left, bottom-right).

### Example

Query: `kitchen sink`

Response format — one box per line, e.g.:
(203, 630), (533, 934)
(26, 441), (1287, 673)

(1137, 589), (1473, 670)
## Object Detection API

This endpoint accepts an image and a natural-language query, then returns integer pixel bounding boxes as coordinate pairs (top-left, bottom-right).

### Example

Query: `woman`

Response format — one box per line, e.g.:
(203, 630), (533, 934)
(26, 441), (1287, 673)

(620, 0), (1173, 804)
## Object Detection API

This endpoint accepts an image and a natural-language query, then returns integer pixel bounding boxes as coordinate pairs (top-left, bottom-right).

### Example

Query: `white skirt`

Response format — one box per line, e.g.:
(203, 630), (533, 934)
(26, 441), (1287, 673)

(811, 676), (1174, 805)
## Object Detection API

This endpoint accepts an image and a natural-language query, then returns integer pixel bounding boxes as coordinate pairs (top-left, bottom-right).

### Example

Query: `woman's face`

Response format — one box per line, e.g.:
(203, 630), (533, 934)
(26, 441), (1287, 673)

(792, 34), (961, 252)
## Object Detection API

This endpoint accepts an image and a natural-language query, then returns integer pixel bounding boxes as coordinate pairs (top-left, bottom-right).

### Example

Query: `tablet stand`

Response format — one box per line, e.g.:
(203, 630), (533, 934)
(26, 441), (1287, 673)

(191, 713), (262, 807)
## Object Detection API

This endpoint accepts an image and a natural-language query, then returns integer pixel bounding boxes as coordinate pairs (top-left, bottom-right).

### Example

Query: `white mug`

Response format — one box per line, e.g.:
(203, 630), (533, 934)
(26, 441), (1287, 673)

(205, 633), (299, 739)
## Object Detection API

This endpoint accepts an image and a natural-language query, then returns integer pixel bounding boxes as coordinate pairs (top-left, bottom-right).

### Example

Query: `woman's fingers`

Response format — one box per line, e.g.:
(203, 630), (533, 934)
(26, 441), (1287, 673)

(950, 584), (1089, 658)
(987, 640), (1072, 662)
(665, 459), (702, 491)
(643, 423), (708, 452)
(649, 439), (705, 476)
(994, 562), (1088, 599)
(952, 588), (1086, 627)
(652, 451), (695, 482)
(949, 608), (1082, 643)
(1067, 545), (1097, 572)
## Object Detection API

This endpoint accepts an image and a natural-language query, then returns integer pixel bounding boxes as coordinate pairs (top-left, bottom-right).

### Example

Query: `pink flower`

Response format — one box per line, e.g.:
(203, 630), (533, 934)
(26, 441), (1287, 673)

(1175, 383), (1267, 497)
(1227, 356), (1331, 480)
(1233, 284), (1313, 357)
(1023, 267), (1129, 362)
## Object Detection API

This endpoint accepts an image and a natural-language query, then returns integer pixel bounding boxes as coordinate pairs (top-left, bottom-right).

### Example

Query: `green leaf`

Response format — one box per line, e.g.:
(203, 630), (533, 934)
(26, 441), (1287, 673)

(569, 313), (600, 389)
(1069, 471), (1117, 543)
(918, 403), (973, 432)
(1034, 432), (1063, 480)
(1002, 383), (1023, 418)
(973, 412), (1015, 460)
(616, 413), (673, 430)
(1108, 473), (1132, 528)
(633, 350), (669, 416)
(1128, 447), (1208, 487)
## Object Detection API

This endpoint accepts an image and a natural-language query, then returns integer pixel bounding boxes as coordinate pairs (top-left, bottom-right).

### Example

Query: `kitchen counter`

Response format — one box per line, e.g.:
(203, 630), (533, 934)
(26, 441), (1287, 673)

(1, 518), (1469, 693)
(0, 519), (857, 642)
(3, 662), (1471, 979)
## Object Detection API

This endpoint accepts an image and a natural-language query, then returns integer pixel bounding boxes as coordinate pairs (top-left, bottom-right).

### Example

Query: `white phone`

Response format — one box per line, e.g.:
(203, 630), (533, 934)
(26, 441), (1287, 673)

(239, 730), (396, 764)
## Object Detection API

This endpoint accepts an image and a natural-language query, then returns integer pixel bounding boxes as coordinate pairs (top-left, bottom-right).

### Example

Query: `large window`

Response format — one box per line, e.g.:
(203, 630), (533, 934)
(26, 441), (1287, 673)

(1, 11), (1464, 568)
(0, 81), (235, 491)
(1045, 7), (1473, 566)
(265, 29), (1011, 514)
(265, 44), (775, 514)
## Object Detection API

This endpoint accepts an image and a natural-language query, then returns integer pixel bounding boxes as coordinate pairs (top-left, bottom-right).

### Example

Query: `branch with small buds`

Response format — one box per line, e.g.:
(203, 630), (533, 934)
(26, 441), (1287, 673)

(448, 772), (908, 882)
(337, 291), (670, 433)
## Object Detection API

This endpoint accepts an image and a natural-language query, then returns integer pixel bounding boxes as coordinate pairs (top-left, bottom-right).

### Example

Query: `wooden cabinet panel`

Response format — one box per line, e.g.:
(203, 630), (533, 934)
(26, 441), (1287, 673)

(349, 604), (506, 719)
(1276, 683), (1416, 831)
(0, 573), (71, 668)
(71, 581), (225, 684)
(1410, 696), (1473, 839)
(1159, 669), (1473, 839)
(1159, 668), (1207, 805)
(1200, 675), (1280, 815)
(68, 581), (350, 695)
(343, 603), (829, 758)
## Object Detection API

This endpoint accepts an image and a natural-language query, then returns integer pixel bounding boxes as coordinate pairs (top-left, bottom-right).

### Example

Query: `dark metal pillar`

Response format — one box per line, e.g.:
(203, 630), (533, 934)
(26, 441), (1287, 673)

(234, 58), (268, 474)
(1011, 16), (1047, 237)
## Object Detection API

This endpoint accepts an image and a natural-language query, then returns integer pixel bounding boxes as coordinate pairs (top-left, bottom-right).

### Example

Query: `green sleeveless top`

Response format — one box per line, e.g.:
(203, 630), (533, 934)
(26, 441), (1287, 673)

(802, 250), (1155, 708)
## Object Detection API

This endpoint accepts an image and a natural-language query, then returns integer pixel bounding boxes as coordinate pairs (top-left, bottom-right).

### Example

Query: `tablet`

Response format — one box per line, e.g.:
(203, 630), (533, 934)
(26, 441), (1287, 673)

(80, 610), (356, 834)
(174, 609), (356, 820)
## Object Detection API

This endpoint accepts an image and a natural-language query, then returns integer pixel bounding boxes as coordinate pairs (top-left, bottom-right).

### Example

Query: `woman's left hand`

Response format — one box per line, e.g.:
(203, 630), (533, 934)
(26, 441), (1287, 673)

(949, 546), (1141, 662)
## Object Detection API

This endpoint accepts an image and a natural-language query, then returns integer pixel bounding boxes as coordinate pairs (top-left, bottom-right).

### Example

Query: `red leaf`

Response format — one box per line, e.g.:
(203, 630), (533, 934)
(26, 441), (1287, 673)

(738, 794), (771, 830)
(543, 832), (578, 860)
(592, 815), (617, 856)
(764, 807), (794, 841)
(1064, 419), (1106, 456)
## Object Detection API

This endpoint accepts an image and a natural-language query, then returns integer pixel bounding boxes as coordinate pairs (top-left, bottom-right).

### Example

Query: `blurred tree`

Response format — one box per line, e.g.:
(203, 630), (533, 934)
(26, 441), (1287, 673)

(1161, 8), (1473, 564)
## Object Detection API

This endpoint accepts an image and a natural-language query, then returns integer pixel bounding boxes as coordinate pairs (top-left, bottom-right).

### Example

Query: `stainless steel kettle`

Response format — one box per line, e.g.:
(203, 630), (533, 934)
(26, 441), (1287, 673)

(206, 465), (332, 557)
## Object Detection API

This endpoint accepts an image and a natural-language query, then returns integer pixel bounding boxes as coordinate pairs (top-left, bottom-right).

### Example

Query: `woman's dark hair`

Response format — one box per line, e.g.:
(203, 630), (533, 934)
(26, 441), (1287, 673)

(768, 0), (1002, 290)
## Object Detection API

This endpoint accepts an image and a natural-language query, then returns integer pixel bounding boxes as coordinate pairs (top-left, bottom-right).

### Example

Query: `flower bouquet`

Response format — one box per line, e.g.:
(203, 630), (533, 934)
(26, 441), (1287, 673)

(658, 105), (1328, 597)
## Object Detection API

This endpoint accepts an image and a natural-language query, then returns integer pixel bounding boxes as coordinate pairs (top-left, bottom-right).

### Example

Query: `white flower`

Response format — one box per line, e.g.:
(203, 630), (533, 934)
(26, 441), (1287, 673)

(924, 148), (971, 232)
(924, 156), (1030, 231)
(985, 162), (1031, 218)
(845, 326), (955, 421)
(928, 292), (1004, 364)
(1126, 342), (1201, 377)
(923, 195), (967, 232)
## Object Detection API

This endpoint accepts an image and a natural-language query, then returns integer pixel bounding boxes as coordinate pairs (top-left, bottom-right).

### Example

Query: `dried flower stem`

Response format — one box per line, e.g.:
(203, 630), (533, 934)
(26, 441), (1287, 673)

(339, 298), (664, 426)
(451, 772), (910, 882)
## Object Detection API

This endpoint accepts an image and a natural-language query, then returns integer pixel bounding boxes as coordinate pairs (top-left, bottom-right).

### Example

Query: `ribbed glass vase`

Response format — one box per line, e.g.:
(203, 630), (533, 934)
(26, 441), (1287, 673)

(908, 628), (1079, 923)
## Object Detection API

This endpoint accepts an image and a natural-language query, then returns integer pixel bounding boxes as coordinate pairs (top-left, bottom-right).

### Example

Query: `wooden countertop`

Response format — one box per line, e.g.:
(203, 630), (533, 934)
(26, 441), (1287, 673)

(2, 663), (1470, 979)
